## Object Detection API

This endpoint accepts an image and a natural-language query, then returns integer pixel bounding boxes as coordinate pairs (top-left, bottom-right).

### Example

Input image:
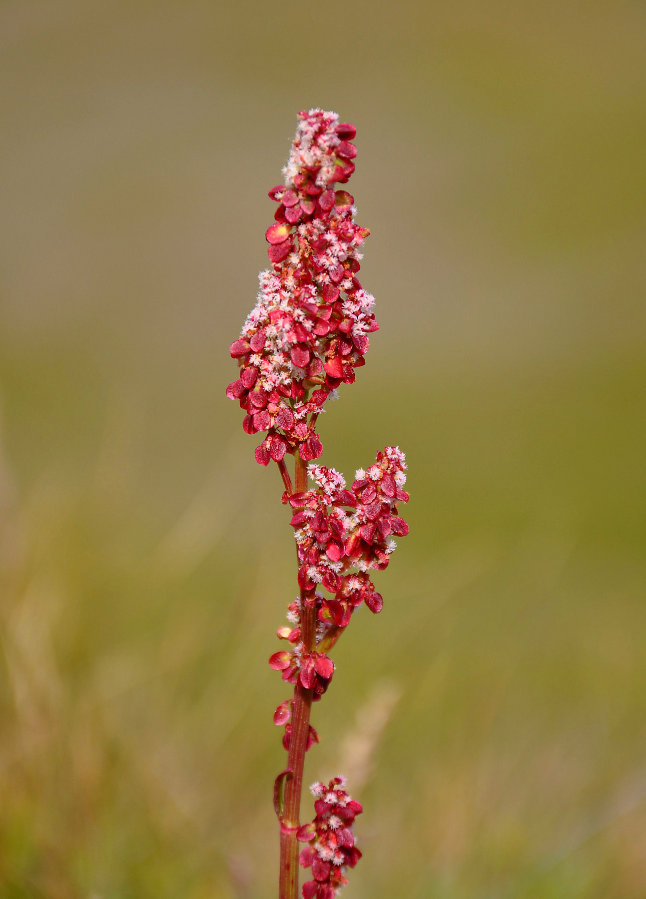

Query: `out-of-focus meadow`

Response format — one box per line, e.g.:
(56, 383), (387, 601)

(1, 1), (645, 896)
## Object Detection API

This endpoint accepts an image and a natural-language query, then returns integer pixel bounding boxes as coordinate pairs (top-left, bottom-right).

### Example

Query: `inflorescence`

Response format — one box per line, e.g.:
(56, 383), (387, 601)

(227, 109), (409, 898)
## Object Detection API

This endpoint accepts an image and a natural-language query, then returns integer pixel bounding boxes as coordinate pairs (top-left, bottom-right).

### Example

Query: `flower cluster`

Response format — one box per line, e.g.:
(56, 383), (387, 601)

(297, 777), (363, 899)
(269, 447), (409, 750)
(227, 108), (378, 466)
(291, 446), (409, 597)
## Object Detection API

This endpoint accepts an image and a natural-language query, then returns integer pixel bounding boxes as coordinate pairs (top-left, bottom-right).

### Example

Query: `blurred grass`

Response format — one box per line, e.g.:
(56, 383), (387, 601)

(1, 1), (645, 897)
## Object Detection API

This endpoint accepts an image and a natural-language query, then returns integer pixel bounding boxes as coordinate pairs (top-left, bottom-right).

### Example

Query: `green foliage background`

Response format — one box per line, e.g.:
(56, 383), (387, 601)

(1, 1), (645, 896)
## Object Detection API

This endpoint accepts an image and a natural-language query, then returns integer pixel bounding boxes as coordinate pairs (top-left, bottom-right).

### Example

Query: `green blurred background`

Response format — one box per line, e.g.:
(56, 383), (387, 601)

(1, 1), (645, 897)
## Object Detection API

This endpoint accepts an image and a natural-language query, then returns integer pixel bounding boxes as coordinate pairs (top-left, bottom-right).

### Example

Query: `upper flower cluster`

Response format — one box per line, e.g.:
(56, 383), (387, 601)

(227, 109), (378, 465)
(297, 776), (363, 899)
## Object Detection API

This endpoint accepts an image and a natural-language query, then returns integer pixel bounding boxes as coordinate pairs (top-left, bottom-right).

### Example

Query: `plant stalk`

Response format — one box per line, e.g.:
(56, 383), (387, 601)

(278, 453), (315, 899)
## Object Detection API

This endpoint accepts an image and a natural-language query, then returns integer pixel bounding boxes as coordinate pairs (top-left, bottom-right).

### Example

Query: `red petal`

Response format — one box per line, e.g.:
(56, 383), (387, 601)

(297, 824), (316, 842)
(266, 222), (291, 244)
(285, 204), (302, 224)
(300, 658), (316, 689)
(268, 239), (292, 263)
(240, 366), (258, 389)
(249, 389), (267, 409)
(290, 345), (311, 368)
(226, 378), (245, 400)
(391, 516), (409, 536)
(249, 330), (266, 352)
(364, 591), (383, 614)
(344, 533), (362, 558)
(252, 409), (270, 431)
(319, 189), (336, 212)
(269, 651), (292, 670)
(270, 435), (287, 461)
(313, 319), (331, 336)
(275, 407), (295, 431)
(326, 541), (344, 562)
(329, 264), (345, 284)
(321, 283), (339, 303)
(302, 880), (318, 898)
(359, 522), (376, 544)
(324, 357), (344, 379)
(337, 141), (357, 159)
(336, 122), (356, 139)
(314, 654), (334, 679)
(288, 491), (310, 508)
(282, 189), (299, 207)
(273, 702), (291, 725)
(381, 473), (396, 497)
(312, 857), (331, 882)
(322, 570), (340, 593)
(255, 443), (271, 465)
(335, 190), (354, 208)
(229, 338), (251, 358)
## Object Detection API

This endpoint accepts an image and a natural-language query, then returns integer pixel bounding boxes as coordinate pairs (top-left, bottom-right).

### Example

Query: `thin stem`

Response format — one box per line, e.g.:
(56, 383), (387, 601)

(277, 458), (293, 495)
(278, 452), (314, 899)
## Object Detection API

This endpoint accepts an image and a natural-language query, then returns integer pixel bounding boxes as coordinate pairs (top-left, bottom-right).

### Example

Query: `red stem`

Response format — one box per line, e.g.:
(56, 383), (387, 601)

(278, 453), (314, 899)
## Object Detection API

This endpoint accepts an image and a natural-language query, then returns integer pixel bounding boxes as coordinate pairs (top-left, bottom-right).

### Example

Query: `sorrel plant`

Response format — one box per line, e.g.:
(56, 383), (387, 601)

(227, 109), (410, 899)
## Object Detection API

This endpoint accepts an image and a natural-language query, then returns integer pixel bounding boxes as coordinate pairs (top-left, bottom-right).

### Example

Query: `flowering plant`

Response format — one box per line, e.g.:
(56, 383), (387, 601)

(227, 109), (409, 899)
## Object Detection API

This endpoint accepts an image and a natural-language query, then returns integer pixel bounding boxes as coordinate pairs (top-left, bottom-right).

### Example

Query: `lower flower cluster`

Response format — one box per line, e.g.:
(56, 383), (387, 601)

(297, 777), (363, 898)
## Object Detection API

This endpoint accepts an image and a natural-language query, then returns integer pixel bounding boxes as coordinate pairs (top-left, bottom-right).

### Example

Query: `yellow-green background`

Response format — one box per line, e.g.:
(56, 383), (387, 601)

(1, 2), (645, 897)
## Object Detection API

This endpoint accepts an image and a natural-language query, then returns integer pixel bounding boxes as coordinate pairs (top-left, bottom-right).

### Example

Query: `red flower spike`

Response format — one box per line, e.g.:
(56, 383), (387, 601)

(227, 113), (411, 899)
